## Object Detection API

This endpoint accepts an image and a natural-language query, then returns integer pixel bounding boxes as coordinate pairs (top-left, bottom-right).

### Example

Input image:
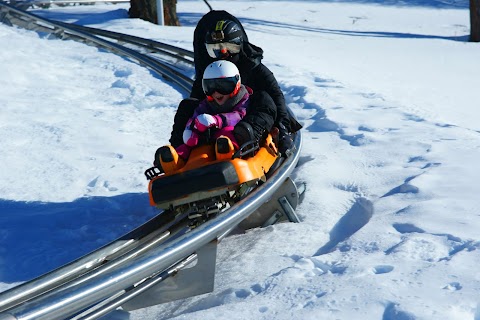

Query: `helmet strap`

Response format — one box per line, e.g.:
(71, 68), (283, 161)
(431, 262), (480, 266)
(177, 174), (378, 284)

(229, 81), (241, 98)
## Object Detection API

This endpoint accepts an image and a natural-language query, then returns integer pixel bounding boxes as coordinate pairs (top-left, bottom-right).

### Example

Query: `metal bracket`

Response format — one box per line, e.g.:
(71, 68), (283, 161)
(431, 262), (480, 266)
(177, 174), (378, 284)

(239, 177), (302, 230)
(278, 195), (300, 223)
(121, 240), (218, 311)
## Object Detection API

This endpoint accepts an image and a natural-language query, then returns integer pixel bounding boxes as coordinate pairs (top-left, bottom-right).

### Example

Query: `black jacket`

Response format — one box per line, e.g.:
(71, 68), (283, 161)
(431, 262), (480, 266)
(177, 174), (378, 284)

(190, 10), (293, 133)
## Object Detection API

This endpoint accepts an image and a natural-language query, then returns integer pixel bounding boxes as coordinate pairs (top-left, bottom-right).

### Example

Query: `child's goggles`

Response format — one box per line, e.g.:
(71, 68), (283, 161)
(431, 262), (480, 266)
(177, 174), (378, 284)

(202, 75), (240, 96)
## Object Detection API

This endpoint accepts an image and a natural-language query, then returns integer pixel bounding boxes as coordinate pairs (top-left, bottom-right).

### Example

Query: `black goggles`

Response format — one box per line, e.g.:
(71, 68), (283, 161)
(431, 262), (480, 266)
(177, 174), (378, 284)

(205, 42), (241, 59)
(202, 75), (240, 96)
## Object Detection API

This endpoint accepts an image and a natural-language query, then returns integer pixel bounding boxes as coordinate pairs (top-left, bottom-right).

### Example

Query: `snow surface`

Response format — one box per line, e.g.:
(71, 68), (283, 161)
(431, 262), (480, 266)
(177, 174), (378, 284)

(1, 0), (480, 319)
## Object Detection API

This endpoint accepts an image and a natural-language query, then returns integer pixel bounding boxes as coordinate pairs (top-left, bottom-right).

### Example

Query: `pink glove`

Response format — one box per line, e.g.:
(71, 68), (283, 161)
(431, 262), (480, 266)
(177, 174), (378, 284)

(194, 114), (222, 132)
(183, 128), (199, 147)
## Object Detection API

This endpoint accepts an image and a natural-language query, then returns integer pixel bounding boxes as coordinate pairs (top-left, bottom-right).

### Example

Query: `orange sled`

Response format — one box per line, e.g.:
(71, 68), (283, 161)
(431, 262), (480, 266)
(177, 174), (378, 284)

(145, 135), (279, 211)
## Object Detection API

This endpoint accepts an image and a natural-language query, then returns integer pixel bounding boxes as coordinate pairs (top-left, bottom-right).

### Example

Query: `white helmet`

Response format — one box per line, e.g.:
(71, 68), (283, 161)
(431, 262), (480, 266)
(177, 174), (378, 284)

(202, 60), (241, 97)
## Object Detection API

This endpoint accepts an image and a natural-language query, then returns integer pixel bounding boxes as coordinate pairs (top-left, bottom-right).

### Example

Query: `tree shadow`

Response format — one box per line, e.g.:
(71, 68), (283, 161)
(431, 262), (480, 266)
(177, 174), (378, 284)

(240, 17), (467, 42)
(0, 193), (158, 283)
(179, 0), (468, 42)
(31, 8), (129, 24)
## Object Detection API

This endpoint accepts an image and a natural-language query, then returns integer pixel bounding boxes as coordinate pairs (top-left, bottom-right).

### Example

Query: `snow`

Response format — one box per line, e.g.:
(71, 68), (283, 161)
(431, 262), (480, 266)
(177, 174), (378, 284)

(1, 0), (479, 319)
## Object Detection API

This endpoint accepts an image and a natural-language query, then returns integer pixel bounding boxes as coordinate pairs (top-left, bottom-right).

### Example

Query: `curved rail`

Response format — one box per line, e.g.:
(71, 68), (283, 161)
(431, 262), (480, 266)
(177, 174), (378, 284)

(0, 1), (194, 93)
(0, 4), (303, 319)
(57, 22), (194, 62)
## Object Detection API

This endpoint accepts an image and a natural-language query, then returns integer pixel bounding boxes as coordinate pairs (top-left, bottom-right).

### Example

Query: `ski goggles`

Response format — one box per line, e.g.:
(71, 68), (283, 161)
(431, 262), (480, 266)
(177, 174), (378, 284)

(202, 75), (240, 96)
(205, 42), (241, 59)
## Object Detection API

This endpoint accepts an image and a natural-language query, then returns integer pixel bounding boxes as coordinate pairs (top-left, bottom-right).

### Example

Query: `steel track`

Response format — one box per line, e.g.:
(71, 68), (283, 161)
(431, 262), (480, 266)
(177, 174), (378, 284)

(0, 3), (303, 319)
(0, 1), (194, 93)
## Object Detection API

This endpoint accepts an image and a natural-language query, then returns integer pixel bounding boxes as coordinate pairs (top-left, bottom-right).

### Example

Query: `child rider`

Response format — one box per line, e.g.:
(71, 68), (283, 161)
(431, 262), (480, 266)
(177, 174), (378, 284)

(156, 60), (251, 174)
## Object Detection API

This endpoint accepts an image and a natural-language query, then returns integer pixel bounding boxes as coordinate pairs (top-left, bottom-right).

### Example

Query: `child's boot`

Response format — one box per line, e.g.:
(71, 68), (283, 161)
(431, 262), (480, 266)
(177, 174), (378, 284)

(158, 145), (185, 174)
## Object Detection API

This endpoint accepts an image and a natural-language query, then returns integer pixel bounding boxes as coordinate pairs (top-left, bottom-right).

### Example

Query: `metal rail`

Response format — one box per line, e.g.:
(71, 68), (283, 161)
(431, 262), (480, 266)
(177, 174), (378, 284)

(0, 205), (188, 313)
(57, 22), (194, 62)
(0, 1), (194, 93)
(0, 4), (303, 319)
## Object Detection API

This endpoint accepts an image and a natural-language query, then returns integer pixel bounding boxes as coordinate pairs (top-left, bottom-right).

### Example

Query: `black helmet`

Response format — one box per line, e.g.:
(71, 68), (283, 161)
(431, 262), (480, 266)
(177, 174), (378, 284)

(205, 20), (244, 59)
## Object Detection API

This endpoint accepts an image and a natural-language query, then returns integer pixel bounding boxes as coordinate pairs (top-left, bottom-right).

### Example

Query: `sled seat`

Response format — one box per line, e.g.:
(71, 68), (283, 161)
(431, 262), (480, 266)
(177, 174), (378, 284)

(148, 135), (278, 208)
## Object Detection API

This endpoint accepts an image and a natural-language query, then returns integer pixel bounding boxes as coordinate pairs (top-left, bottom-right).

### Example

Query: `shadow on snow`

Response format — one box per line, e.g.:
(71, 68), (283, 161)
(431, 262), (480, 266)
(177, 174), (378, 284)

(314, 197), (374, 256)
(0, 194), (158, 283)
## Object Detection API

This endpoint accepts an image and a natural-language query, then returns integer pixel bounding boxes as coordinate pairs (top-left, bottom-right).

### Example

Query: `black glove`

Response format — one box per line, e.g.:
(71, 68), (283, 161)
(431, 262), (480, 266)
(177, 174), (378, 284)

(278, 123), (294, 157)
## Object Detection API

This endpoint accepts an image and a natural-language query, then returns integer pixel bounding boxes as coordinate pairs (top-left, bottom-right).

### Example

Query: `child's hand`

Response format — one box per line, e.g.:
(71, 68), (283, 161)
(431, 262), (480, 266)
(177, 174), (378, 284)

(183, 128), (199, 146)
(194, 114), (221, 132)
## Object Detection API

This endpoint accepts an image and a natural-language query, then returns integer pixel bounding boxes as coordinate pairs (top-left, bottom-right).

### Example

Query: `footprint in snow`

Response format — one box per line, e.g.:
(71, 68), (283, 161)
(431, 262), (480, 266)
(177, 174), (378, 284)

(443, 282), (462, 291)
(372, 265), (394, 274)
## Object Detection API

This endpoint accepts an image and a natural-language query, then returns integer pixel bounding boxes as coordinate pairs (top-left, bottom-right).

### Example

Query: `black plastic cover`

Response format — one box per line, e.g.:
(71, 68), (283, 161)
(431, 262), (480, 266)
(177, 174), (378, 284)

(150, 161), (240, 205)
